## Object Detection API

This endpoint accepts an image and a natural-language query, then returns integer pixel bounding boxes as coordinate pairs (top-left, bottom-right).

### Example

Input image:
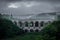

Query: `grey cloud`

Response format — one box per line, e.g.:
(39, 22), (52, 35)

(0, 2), (56, 15)
(0, 0), (60, 16)
(0, 0), (22, 2)
(0, 0), (60, 2)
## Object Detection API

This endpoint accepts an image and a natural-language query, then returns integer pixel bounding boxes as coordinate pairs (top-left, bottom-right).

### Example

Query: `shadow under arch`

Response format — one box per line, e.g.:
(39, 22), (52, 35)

(19, 21), (23, 27)
(24, 29), (28, 32)
(35, 29), (39, 32)
(30, 29), (34, 32)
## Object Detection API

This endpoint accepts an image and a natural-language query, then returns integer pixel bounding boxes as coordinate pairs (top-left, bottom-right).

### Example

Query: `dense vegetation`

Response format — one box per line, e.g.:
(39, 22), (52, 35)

(1, 21), (58, 40)
(0, 13), (59, 40)
(0, 14), (24, 39)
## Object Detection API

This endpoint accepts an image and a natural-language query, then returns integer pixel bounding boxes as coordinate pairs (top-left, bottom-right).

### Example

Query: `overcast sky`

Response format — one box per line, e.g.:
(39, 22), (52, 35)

(0, 0), (60, 16)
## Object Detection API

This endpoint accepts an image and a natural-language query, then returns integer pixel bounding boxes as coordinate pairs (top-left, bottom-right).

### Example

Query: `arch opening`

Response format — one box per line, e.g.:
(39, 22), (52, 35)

(19, 21), (22, 27)
(24, 29), (28, 32)
(35, 21), (39, 27)
(29, 21), (34, 27)
(25, 21), (29, 27)
(30, 29), (34, 32)
(40, 21), (44, 27)
(35, 29), (39, 32)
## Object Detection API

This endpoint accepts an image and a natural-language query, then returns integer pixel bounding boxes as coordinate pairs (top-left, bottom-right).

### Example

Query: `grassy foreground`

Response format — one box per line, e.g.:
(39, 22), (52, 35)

(2, 32), (45, 40)
(2, 32), (56, 40)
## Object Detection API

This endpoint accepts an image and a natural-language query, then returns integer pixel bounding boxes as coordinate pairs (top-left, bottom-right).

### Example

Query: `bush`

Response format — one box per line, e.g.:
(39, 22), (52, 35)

(40, 21), (60, 40)
(0, 18), (24, 39)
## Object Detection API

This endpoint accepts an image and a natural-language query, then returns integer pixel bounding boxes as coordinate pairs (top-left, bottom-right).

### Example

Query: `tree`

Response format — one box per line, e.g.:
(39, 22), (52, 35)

(0, 15), (24, 39)
(40, 21), (59, 40)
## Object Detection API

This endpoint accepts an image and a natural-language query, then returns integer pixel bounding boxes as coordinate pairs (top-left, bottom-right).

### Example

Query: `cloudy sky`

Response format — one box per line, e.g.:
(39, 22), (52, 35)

(0, 0), (60, 16)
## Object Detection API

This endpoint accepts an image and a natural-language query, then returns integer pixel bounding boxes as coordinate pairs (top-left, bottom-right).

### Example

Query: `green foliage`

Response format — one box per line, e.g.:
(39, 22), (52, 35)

(2, 21), (60, 40)
(0, 13), (59, 40)
(40, 21), (60, 40)
(0, 18), (24, 39)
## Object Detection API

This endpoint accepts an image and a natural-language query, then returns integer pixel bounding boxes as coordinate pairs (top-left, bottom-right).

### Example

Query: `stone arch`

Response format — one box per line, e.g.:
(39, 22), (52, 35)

(35, 21), (39, 27)
(35, 29), (39, 32)
(29, 21), (34, 27)
(25, 21), (28, 27)
(19, 21), (22, 27)
(30, 29), (34, 32)
(40, 21), (44, 27)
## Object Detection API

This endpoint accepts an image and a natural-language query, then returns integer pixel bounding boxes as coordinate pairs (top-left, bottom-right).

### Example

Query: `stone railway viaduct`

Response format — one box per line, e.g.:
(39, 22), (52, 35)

(11, 19), (53, 32)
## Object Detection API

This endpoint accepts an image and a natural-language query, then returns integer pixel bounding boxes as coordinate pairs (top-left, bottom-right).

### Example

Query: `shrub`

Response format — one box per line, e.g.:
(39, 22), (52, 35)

(40, 21), (60, 40)
(0, 18), (24, 39)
